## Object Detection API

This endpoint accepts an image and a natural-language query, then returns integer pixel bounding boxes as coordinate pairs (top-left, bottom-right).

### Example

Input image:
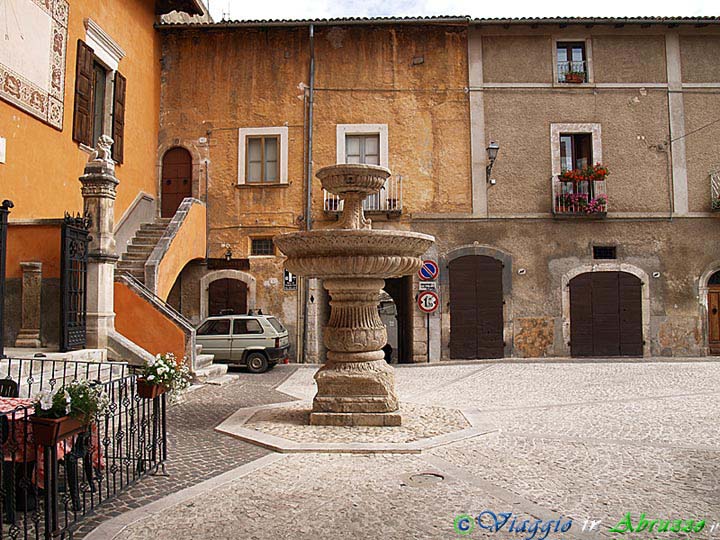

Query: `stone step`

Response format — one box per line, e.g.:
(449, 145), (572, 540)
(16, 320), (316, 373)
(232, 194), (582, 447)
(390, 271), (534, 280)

(135, 231), (165, 239)
(126, 245), (155, 254)
(195, 353), (214, 370)
(193, 363), (228, 383)
(131, 236), (161, 246)
(120, 253), (149, 261)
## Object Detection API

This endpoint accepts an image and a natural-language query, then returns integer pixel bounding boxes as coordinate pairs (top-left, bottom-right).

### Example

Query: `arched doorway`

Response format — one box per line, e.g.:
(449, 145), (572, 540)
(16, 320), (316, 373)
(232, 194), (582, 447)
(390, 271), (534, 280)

(208, 279), (247, 316)
(449, 255), (504, 359)
(161, 147), (192, 218)
(707, 271), (720, 354)
(569, 271), (642, 357)
(382, 277), (413, 363)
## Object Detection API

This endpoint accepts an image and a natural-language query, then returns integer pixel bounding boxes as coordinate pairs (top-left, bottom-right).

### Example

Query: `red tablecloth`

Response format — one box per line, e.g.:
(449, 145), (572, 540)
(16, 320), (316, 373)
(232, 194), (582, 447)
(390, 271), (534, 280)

(0, 398), (104, 485)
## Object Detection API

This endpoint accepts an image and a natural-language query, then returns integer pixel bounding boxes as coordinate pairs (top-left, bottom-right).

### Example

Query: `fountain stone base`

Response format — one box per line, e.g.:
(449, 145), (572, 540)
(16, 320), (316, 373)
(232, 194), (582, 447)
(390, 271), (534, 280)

(309, 278), (401, 427)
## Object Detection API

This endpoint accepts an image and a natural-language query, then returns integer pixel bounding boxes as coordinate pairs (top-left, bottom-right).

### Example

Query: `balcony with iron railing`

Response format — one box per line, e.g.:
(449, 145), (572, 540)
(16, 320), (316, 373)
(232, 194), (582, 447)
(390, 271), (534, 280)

(552, 176), (608, 218)
(711, 167), (720, 212)
(557, 60), (587, 83)
(324, 175), (403, 216)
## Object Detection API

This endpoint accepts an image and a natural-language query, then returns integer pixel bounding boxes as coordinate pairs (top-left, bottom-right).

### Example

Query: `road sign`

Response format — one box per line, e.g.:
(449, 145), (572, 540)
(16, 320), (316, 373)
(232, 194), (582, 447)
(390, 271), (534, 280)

(418, 259), (439, 281)
(417, 291), (439, 313)
(283, 269), (297, 290)
(419, 281), (437, 291)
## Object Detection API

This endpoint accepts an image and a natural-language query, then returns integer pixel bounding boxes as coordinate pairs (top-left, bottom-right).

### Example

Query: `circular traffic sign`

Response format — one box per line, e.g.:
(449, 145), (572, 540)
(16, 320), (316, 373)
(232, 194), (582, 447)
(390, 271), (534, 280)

(417, 291), (439, 313)
(418, 260), (439, 281)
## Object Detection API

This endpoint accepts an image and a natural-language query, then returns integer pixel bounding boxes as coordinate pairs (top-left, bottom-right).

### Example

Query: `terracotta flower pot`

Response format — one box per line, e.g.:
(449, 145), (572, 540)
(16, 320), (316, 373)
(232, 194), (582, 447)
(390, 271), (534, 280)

(564, 72), (585, 83)
(30, 415), (85, 446)
(137, 378), (166, 399)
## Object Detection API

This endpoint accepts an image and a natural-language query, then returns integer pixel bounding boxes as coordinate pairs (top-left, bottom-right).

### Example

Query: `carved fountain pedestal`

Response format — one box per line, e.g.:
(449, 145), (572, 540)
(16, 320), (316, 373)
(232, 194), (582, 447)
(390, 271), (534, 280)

(274, 164), (434, 426)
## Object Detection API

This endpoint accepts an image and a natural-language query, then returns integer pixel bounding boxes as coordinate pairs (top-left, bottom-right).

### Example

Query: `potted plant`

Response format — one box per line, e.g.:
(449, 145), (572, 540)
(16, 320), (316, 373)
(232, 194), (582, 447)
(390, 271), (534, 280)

(137, 353), (191, 401)
(31, 380), (109, 446)
(564, 70), (586, 83)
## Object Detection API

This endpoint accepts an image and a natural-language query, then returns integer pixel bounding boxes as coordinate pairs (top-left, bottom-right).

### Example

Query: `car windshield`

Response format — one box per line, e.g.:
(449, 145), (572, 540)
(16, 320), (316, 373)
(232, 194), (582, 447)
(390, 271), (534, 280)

(267, 317), (286, 333)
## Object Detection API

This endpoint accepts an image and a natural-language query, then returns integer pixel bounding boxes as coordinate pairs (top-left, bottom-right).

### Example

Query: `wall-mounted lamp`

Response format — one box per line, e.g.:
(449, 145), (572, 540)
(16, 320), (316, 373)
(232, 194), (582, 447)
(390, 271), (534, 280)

(222, 243), (232, 261)
(486, 141), (500, 182)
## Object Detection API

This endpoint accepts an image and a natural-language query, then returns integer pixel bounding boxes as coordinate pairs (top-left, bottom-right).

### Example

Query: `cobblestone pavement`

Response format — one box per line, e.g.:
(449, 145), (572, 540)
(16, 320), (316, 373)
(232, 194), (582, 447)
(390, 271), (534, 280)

(72, 366), (298, 539)
(94, 361), (720, 540)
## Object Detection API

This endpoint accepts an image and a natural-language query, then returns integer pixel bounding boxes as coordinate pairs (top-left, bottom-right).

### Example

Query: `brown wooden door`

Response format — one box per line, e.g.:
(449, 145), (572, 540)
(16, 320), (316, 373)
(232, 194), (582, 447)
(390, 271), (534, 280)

(570, 272), (642, 357)
(449, 255), (504, 359)
(161, 148), (192, 218)
(709, 289), (720, 354)
(208, 279), (247, 316)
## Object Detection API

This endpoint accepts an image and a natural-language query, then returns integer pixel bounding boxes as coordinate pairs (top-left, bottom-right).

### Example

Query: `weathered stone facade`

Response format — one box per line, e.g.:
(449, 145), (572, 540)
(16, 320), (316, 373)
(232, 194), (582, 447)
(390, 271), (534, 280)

(157, 18), (720, 361)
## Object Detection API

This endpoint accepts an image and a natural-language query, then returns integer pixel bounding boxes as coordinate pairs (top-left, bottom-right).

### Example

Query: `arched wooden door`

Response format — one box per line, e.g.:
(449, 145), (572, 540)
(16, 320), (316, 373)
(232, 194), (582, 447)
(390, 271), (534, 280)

(707, 271), (720, 354)
(208, 279), (247, 316)
(570, 272), (642, 357)
(161, 148), (192, 218)
(449, 255), (504, 359)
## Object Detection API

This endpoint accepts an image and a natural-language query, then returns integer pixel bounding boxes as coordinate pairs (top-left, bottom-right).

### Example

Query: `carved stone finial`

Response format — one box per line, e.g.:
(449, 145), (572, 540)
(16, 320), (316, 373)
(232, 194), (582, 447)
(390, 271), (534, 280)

(88, 135), (114, 166)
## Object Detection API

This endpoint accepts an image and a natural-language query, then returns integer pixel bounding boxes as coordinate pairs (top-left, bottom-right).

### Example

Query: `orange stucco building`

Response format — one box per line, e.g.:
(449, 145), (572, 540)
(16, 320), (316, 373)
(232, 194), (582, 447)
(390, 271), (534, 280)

(1, 0), (205, 356)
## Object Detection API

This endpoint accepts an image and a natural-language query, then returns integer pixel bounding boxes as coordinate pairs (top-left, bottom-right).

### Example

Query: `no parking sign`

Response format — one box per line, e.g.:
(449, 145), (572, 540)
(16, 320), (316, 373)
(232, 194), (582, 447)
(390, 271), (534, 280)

(418, 260), (439, 281)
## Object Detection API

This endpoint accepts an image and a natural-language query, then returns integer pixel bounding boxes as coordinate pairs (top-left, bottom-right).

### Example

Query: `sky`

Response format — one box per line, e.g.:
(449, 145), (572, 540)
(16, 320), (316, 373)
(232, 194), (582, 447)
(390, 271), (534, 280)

(205, 0), (718, 21)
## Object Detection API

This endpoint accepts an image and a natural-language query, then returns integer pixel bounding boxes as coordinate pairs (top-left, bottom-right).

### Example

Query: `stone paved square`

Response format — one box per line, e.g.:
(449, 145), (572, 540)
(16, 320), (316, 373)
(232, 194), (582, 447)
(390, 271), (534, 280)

(85, 360), (720, 540)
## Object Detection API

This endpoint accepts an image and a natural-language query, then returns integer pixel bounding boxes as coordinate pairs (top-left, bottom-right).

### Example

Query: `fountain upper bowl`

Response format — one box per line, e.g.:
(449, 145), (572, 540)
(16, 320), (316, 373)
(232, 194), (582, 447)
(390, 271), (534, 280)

(316, 163), (391, 196)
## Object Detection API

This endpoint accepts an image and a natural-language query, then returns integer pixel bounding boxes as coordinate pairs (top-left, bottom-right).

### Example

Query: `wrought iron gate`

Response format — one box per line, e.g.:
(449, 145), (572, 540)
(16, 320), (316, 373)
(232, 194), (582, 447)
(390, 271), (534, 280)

(0, 200), (13, 358)
(60, 213), (91, 352)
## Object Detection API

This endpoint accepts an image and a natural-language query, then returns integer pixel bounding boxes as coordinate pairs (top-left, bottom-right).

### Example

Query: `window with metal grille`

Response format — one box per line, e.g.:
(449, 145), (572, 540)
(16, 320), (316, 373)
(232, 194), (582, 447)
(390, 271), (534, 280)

(593, 246), (617, 260)
(251, 238), (274, 256)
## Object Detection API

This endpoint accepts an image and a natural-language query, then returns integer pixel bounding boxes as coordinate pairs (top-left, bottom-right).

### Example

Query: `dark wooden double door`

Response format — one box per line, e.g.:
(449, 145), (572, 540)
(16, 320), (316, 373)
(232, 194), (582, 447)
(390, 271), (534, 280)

(570, 272), (643, 357)
(209, 279), (247, 316)
(449, 256), (504, 359)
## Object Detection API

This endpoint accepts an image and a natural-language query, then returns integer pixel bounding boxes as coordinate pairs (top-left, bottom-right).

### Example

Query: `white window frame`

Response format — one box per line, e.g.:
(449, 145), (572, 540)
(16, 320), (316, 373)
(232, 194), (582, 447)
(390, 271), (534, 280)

(553, 37), (594, 85)
(237, 127), (289, 185)
(82, 19), (124, 152)
(550, 123), (602, 176)
(336, 124), (389, 168)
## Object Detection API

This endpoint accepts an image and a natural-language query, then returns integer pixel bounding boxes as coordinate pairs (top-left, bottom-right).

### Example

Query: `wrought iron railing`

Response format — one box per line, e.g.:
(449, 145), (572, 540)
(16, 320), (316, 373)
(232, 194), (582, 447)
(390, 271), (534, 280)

(324, 175), (403, 214)
(0, 200), (12, 359)
(710, 167), (720, 212)
(0, 358), (167, 540)
(557, 60), (587, 82)
(552, 177), (608, 216)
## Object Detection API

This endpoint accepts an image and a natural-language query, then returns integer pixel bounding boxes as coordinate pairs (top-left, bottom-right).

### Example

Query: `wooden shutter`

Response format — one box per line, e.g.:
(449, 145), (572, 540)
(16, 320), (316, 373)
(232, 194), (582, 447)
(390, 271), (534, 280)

(112, 72), (126, 164)
(72, 40), (94, 146)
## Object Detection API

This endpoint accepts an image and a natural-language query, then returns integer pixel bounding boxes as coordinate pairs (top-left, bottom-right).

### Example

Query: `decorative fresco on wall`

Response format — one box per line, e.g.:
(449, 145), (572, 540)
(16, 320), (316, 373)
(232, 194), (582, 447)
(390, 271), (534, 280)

(0, 0), (69, 129)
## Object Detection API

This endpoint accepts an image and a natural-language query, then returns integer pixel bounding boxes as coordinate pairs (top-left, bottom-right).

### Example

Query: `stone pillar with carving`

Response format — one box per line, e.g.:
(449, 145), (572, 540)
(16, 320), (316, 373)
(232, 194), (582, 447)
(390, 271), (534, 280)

(14, 262), (43, 347)
(79, 135), (119, 349)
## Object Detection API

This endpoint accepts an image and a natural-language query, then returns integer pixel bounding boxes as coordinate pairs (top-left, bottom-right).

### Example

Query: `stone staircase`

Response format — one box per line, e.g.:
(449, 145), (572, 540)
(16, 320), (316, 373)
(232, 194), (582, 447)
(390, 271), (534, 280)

(116, 217), (172, 284)
(116, 217), (232, 386)
(193, 346), (232, 385)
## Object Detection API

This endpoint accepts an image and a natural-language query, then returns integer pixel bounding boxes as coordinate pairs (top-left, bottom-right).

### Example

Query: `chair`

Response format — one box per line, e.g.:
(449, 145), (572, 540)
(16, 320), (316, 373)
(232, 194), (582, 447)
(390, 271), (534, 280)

(0, 380), (19, 398)
(64, 427), (96, 512)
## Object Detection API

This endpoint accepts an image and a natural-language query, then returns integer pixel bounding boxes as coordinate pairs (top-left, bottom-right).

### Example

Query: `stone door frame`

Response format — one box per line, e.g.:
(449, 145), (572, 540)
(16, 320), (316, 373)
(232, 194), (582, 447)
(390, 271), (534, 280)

(698, 264), (720, 355)
(200, 270), (256, 321)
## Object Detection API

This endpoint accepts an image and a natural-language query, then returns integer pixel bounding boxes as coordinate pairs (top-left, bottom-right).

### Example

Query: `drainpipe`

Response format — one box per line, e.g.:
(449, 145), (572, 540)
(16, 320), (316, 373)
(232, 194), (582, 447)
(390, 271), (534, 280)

(301, 24), (316, 363)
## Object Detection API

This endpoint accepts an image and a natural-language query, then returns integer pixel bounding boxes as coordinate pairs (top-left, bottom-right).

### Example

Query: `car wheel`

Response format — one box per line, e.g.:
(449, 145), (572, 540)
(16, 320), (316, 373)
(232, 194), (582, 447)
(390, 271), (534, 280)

(246, 352), (269, 374)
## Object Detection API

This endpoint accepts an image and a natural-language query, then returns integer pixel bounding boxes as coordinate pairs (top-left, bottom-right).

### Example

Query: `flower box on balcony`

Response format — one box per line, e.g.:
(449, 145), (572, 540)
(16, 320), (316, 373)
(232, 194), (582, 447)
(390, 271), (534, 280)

(563, 71), (586, 84)
(30, 415), (85, 446)
(712, 199), (720, 213)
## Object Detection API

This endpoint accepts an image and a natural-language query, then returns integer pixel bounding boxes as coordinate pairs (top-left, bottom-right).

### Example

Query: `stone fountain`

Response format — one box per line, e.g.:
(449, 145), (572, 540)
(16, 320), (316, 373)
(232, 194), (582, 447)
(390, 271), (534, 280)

(274, 164), (434, 426)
